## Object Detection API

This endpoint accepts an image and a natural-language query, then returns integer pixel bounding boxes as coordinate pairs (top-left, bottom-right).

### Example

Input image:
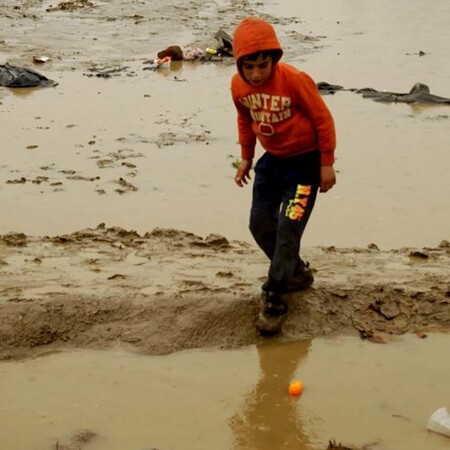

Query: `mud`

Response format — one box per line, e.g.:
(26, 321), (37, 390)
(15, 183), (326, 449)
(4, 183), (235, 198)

(1, 3), (450, 450)
(1, 224), (449, 361)
(1, 0), (450, 355)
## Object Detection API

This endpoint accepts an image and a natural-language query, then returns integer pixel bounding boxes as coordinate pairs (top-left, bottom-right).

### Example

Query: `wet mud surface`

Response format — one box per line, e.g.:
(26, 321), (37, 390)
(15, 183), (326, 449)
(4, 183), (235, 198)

(1, 3), (450, 450)
(1, 2), (449, 362)
(0, 0), (450, 362)
(0, 0), (318, 73)
(1, 225), (449, 361)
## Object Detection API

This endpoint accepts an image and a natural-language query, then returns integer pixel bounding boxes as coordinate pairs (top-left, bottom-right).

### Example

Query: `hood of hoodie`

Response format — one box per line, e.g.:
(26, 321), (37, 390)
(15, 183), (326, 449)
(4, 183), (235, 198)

(233, 17), (283, 81)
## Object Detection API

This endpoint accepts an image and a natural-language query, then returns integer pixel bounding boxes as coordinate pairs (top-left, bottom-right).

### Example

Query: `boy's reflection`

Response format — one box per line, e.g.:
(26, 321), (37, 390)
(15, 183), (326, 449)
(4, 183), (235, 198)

(230, 339), (313, 450)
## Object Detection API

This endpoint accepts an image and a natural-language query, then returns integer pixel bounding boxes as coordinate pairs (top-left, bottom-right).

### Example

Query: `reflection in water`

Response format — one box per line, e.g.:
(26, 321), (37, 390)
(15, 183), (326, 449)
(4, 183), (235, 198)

(230, 340), (312, 450)
(10, 87), (40, 97)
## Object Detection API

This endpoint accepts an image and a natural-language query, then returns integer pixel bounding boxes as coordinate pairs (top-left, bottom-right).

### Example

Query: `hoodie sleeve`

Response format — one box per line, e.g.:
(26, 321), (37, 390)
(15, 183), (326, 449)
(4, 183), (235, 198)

(231, 76), (257, 160)
(295, 72), (336, 165)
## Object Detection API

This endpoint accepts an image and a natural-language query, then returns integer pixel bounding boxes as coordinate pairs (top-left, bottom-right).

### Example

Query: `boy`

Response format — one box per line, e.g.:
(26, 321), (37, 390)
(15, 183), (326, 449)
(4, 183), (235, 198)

(231, 17), (337, 334)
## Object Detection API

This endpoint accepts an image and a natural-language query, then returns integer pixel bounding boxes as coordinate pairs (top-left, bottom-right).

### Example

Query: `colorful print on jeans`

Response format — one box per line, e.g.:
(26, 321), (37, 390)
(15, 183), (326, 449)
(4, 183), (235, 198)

(285, 184), (311, 221)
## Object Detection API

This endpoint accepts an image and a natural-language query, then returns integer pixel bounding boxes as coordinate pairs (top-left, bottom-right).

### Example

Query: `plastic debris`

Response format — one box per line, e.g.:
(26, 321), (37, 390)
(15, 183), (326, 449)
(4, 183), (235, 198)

(142, 56), (172, 71)
(182, 47), (204, 61)
(427, 407), (450, 438)
(0, 62), (57, 88)
(154, 28), (233, 63)
(33, 55), (50, 64)
(214, 28), (233, 55)
(157, 56), (171, 69)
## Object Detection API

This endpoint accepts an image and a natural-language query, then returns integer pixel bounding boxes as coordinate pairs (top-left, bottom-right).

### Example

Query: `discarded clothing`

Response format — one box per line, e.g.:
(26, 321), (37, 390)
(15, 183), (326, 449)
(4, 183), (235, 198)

(0, 63), (58, 88)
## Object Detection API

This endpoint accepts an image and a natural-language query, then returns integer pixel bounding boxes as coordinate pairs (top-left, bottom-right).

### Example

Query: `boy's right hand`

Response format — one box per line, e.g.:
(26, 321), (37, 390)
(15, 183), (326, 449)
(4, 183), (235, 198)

(234, 159), (253, 187)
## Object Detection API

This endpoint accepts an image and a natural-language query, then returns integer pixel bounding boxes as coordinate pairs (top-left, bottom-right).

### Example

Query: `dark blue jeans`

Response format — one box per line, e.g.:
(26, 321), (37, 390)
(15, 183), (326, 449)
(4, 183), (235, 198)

(249, 150), (320, 294)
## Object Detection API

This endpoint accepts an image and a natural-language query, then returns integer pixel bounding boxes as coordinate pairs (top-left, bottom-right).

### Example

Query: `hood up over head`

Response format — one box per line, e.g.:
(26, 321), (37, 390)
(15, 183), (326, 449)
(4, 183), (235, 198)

(233, 17), (283, 79)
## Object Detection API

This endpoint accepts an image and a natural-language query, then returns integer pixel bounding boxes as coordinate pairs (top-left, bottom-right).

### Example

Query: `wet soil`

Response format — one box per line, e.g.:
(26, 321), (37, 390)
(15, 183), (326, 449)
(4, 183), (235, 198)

(1, 3), (450, 450)
(1, 224), (449, 361)
(0, 0), (449, 370)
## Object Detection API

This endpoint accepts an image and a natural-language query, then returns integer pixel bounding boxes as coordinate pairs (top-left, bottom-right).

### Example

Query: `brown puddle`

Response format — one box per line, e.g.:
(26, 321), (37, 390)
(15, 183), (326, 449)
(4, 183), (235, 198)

(1, 334), (450, 450)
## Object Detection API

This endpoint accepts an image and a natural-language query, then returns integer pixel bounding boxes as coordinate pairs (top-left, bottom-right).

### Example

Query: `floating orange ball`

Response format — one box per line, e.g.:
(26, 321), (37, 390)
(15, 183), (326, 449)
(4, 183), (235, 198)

(288, 380), (304, 396)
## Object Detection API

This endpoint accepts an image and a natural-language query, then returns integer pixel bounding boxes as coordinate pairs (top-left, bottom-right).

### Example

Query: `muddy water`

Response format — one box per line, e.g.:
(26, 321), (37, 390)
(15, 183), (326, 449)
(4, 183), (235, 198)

(1, 1), (450, 449)
(261, 0), (450, 249)
(1, 334), (449, 450)
(1, 67), (448, 249)
(1, 0), (449, 249)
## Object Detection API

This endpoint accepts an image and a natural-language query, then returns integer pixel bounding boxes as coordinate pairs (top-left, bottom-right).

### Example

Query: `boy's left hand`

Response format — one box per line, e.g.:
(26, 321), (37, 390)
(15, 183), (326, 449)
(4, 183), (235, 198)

(320, 165), (336, 193)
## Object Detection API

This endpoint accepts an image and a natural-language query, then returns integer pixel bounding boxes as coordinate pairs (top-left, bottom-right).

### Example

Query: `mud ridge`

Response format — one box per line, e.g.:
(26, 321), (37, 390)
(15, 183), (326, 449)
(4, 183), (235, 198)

(1, 225), (449, 360)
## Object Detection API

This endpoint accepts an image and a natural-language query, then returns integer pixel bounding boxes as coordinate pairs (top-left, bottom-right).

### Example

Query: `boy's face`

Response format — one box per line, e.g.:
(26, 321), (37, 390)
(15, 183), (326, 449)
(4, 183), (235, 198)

(241, 54), (273, 86)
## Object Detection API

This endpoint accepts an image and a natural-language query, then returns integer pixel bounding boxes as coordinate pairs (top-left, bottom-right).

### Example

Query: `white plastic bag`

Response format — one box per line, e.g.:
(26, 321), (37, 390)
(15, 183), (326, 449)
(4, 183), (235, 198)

(427, 407), (450, 438)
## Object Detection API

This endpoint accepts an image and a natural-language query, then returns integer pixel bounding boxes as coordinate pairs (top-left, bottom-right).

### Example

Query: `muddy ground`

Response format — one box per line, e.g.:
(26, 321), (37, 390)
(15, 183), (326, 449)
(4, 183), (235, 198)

(1, 225), (449, 361)
(1, 3), (450, 450)
(0, 1), (449, 364)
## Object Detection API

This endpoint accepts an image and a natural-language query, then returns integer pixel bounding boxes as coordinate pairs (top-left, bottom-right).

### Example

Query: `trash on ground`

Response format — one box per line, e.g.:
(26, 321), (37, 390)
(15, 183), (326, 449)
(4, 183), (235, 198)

(288, 380), (304, 396)
(142, 57), (172, 72)
(157, 56), (171, 69)
(33, 55), (50, 64)
(214, 28), (233, 55)
(0, 62), (58, 88)
(317, 81), (450, 104)
(157, 45), (183, 61)
(427, 407), (450, 438)
(154, 28), (233, 64)
(182, 47), (204, 61)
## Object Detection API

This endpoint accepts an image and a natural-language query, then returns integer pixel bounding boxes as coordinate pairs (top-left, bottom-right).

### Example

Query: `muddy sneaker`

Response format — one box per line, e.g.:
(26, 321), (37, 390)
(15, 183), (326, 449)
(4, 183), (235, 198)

(286, 263), (314, 293)
(255, 291), (288, 335)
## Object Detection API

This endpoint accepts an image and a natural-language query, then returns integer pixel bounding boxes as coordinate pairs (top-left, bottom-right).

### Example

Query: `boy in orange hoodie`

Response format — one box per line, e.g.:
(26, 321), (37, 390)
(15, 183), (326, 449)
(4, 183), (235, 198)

(231, 17), (337, 334)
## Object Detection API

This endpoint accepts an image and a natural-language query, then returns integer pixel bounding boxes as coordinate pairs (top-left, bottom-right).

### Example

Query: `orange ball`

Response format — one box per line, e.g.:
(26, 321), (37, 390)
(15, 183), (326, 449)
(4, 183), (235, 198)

(288, 380), (304, 396)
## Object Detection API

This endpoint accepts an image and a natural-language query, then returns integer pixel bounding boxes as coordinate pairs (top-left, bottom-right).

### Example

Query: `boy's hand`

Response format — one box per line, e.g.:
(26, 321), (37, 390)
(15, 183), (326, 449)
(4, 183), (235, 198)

(234, 159), (253, 187)
(320, 165), (336, 193)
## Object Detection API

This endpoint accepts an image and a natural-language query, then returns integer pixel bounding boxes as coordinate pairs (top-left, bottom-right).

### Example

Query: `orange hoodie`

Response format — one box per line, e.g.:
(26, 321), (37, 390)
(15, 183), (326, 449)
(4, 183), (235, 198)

(231, 18), (336, 165)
